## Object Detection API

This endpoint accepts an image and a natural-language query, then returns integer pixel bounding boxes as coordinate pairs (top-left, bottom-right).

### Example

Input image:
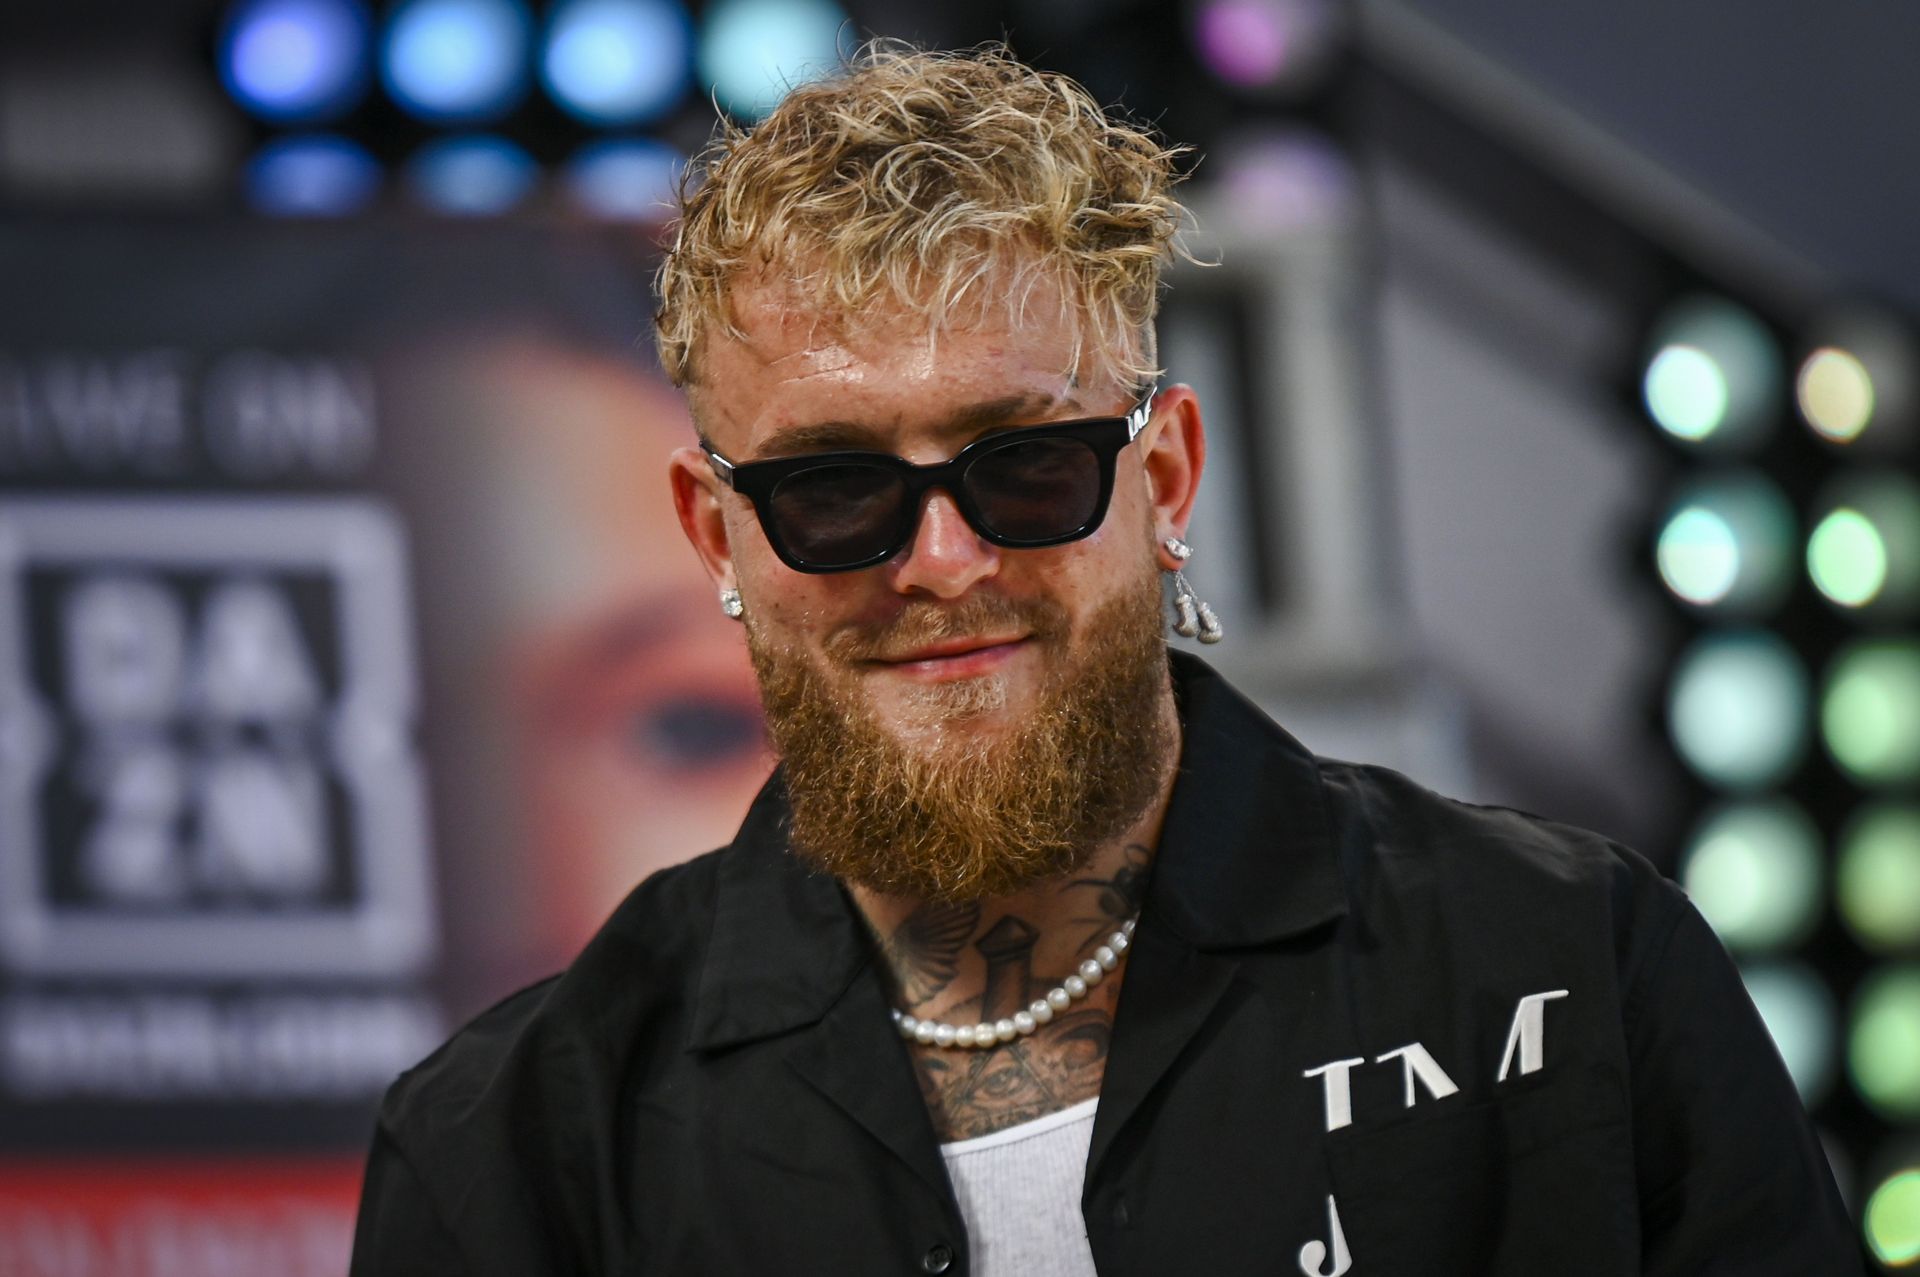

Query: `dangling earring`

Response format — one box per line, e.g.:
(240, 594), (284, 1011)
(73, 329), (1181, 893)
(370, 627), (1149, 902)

(719, 586), (744, 620)
(1162, 537), (1222, 644)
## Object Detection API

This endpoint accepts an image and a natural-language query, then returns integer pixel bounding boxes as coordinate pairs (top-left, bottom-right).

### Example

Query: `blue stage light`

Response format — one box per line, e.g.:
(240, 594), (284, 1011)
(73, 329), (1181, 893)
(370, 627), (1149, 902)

(698, 0), (848, 120)
(382, 0), (532, 123)
(563, 138), (684, 221)
(542, 0), (693, 125)
(219, 0), (372, 123)
(245, 134), (382, 216)
(406, 134), (540, 215)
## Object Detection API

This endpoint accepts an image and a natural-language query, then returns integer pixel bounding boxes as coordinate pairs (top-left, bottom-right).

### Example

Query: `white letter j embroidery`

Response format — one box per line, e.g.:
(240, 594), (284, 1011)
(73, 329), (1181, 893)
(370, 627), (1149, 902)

(1298, 1195), (1352, 1276)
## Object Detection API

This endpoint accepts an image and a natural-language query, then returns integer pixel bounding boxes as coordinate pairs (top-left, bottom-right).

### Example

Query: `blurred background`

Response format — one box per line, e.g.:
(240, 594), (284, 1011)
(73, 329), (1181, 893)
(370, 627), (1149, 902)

(0, 0), (1916, 1270)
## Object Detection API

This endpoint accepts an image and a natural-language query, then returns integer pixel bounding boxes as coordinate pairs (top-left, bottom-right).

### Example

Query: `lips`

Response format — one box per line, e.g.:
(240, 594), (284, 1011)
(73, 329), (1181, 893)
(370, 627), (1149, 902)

(877, 634), (1027, 664)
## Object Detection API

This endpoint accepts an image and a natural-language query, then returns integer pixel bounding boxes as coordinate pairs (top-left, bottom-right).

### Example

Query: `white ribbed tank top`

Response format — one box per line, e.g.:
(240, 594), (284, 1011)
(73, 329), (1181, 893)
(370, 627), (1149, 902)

(938, 1098), (1100, 1277)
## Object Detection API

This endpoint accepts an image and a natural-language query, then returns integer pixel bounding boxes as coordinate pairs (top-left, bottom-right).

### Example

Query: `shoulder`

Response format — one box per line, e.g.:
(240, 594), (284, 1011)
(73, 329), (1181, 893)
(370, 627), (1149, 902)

(1314, 758), (1689, 983)
(376, 847), (726, 1153)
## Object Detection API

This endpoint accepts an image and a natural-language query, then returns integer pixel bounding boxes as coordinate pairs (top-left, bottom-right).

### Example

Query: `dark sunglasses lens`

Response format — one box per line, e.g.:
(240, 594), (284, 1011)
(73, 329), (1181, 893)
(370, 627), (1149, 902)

(767, 463), (912, 566)
(965, 436), (1103, 541)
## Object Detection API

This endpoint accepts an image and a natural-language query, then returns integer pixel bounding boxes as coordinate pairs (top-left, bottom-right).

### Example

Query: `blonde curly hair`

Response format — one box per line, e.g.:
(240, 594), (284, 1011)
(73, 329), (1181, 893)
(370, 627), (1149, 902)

(653, 42), (1193, 394)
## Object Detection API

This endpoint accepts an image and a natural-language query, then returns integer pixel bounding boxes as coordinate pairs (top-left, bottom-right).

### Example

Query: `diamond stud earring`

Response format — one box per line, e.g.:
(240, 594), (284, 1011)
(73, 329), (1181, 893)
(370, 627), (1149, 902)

(719, 587), (744, 619)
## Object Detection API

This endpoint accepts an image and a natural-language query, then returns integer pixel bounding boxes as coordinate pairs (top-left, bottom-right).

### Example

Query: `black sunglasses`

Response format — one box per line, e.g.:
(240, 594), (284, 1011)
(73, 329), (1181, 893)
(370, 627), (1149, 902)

(704, 392), (1156, 573)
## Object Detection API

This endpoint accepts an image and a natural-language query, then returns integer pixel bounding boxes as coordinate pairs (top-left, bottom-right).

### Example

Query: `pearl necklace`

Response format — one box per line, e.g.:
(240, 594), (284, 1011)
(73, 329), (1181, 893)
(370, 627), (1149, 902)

(890, 917), (1138, 1050)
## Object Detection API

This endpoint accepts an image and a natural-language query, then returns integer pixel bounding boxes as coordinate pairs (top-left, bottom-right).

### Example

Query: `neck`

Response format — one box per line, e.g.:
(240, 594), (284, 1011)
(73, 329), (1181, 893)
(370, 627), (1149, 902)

(850, 695), (1180, 1026)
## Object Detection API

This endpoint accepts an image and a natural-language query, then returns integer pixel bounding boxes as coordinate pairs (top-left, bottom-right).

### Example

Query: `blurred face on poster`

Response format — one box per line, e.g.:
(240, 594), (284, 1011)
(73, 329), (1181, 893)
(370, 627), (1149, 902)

(422, 335), (774, 960)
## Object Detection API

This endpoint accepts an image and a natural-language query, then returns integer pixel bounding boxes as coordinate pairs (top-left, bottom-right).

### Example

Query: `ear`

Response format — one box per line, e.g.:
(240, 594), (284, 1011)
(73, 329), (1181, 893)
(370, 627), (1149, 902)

(1137, 384), (1206, 567)
(669, 445), (737, 591)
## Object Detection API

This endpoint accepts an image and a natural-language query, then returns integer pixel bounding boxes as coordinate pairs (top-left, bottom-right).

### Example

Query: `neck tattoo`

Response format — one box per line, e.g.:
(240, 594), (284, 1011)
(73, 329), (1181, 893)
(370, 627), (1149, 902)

(890, 916), (1139, 1049)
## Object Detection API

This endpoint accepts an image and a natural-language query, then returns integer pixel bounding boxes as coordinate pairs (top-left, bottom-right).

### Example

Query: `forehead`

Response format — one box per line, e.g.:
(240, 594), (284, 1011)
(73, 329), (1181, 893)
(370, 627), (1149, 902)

(689, 272), (1117, 454)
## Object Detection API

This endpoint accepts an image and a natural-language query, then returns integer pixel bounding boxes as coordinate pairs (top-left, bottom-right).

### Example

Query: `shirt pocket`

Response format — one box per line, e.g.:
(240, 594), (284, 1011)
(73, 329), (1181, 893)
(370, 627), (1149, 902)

(1321, 1070), (1638, 1276)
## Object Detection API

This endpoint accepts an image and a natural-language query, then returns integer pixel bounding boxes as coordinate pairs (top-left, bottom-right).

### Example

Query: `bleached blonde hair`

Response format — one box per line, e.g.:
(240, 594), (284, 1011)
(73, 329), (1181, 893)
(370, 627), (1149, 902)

(653, 42), (1193, 393)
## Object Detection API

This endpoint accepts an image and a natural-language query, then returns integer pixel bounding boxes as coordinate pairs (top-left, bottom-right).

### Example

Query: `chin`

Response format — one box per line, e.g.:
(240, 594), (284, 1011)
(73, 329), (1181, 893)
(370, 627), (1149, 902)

(878, 673), (1018, 742)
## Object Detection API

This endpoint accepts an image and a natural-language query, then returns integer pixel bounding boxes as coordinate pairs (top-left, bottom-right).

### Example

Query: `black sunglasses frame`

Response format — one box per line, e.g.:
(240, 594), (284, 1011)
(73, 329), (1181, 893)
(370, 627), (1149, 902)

(704, 393), (1156, 573)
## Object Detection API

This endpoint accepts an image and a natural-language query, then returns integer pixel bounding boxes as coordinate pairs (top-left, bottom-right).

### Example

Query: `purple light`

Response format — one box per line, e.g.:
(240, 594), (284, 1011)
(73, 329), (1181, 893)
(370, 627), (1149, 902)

(1193, 0), (1341, 94)
(1217, 129), (1353, 228)
(1196, 0), (1294, 88)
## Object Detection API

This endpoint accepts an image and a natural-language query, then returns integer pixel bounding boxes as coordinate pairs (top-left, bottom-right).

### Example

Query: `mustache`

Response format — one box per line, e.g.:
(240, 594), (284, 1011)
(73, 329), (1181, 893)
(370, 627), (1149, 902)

(823, 595), (1072, 664)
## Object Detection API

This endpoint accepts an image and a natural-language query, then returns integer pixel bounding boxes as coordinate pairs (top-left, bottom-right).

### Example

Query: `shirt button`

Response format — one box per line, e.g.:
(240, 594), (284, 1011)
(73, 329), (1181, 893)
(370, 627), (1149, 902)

(921, 1242), (954, 1273)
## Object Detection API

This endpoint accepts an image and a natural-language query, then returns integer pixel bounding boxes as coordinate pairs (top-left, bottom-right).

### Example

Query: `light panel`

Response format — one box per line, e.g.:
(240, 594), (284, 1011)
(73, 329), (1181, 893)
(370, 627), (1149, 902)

(1838, 804), (1920, 953)
(1668, 630), (1809, 789)
(1822, 640), (1920, 785)
(1809, 509), (1887, 608)
(382, 0), (532, 123)
(1644, 346), (1728, 443)
(542, 0), (693, 125)
(1866, 1168), (1920, 1269)
(562, 138), (684, 221)
(1851, 966), (1920, 1120)
(244, 133), (381, 215)
(1191, 0), (1341, 95)
(220, 0), (372, 123)
(404, 134), (539, 215)
(1655, 472), (1795, 614)
(1797, 310), (1918, 454)
(698, 0), (847, 120)
(1641, 297), (1781, 452)
(1798, 347), (1876, 445)
(1808, 472), (1920, 615)
(1681, 800), (1823, 952)
(1213, 128), (1354, 229)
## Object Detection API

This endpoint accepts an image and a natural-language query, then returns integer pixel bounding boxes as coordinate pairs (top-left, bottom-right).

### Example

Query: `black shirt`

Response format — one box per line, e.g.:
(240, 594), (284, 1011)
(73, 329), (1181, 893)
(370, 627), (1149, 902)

(351, 653), (1859, 1275)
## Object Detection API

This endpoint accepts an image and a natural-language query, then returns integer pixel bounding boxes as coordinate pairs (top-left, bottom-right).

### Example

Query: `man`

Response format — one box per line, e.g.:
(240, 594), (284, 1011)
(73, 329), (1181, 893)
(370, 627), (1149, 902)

(351, 44), (1859, 1276)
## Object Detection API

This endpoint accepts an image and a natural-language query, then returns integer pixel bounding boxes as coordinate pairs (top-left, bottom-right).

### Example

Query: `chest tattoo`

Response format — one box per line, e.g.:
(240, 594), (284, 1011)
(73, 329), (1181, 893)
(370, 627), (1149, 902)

(879, 846), (1149, 1143)
(907, 982), (1119, 1143)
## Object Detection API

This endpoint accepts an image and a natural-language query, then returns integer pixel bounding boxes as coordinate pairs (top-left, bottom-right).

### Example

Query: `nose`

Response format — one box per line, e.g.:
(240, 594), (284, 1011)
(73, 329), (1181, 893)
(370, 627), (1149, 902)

(887, 488), (1000, 598)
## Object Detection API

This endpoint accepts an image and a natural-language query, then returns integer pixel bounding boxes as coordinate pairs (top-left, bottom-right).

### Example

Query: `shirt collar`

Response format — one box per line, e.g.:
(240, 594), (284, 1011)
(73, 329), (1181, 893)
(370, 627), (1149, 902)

(1146, 651), (1348, 948)
(686, 651), (1348, 1051)
(687, 775), (870, 1051)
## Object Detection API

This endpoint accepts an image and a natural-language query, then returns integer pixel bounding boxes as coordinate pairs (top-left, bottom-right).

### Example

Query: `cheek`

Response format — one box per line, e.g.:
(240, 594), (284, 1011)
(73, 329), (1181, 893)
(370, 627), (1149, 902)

(725, 506), (798, 600)
(728, 531), (840, 637)
(1038, 484), (1158, 584)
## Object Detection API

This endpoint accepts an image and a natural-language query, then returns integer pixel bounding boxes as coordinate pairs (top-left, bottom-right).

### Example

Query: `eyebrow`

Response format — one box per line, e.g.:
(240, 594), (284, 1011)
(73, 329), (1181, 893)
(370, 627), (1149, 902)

(746, 391), (1081, 460)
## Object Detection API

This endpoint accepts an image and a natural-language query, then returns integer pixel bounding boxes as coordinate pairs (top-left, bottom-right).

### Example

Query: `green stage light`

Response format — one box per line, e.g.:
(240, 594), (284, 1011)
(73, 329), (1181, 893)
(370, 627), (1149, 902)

(1823, 640), (1920, 785)
(1681, 800), (1822, 951)
(1655, 472), (1795, 613)
(1851, 966), (1920, 1119)
(1742, 961), (1836, 1105)
(1809, 509), (1886, 607)
(1641, 297), (1781, 452)
(1839, 804), (1920, 952)
(1669, 630), (1809, 789)
(1867, 1168), (1920, 1268)
(1808, 472), (1920, 616)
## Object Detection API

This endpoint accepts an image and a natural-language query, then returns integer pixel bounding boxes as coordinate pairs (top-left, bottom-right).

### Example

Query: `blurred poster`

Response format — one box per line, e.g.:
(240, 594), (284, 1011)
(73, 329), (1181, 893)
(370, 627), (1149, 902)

(0, 220), (770, 1273)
